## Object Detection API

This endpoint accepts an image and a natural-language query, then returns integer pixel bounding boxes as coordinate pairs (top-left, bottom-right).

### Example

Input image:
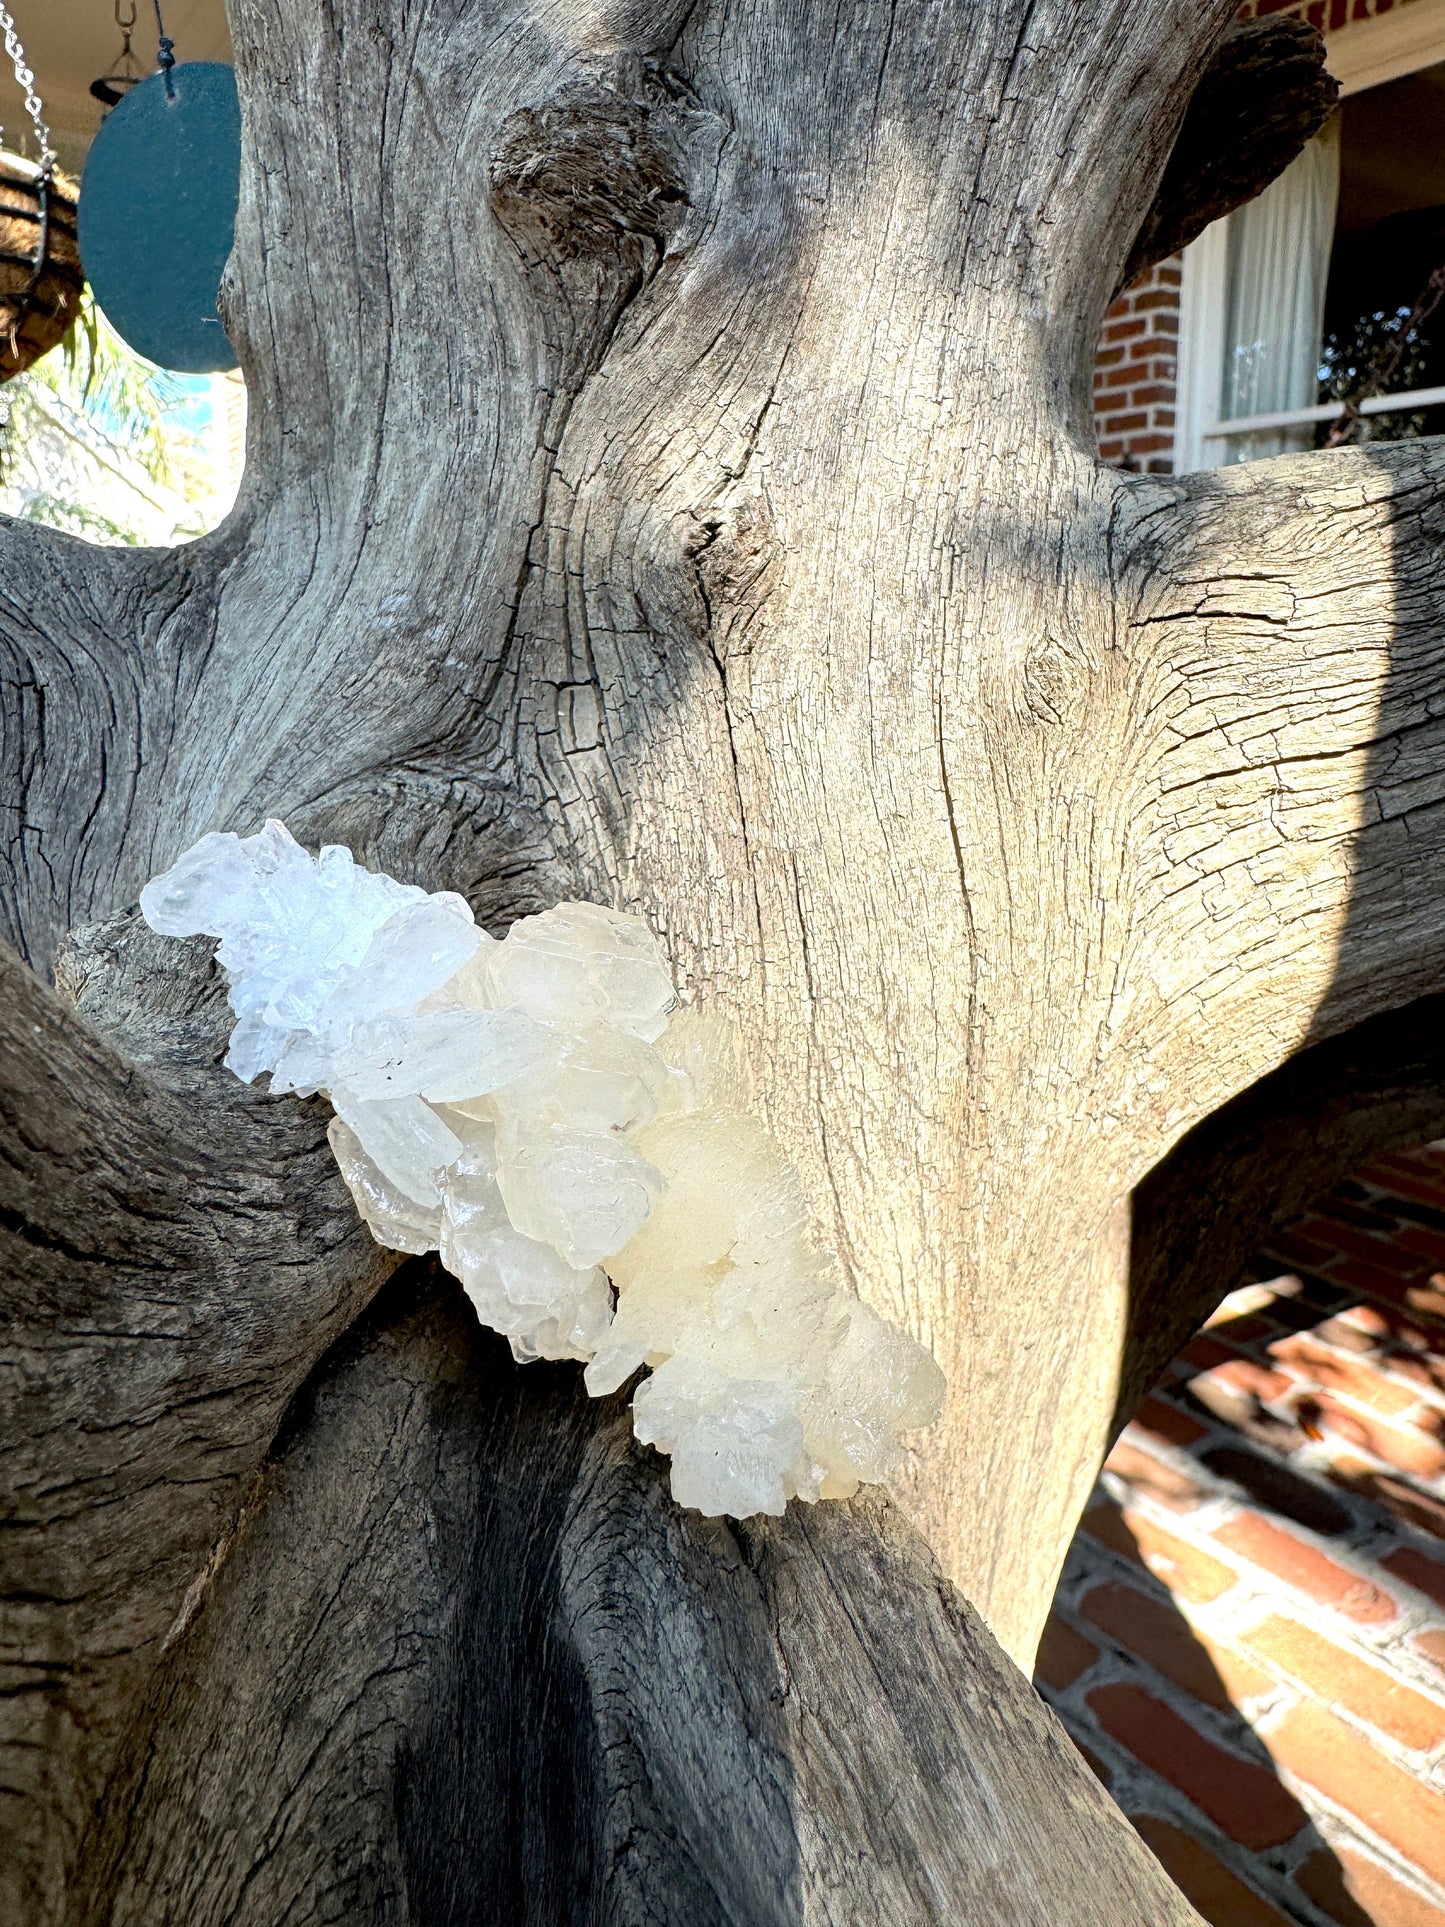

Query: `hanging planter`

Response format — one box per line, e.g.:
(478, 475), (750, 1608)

(0, 2), (82, 384)
(0, 154), (81, 383)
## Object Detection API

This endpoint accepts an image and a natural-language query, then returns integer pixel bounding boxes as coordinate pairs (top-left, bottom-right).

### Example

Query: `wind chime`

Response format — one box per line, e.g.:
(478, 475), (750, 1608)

(79, 0), (242, 372)
(0, 5), (83, 384)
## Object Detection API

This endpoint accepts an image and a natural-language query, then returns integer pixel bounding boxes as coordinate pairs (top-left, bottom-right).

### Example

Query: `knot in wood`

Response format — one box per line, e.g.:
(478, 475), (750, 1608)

(685, 500), (782, 657)
(489, 84), (687, 269)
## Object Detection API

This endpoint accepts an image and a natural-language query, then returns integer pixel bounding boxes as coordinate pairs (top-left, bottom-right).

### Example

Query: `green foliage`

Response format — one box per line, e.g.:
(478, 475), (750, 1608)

(0, 290), (216, 542)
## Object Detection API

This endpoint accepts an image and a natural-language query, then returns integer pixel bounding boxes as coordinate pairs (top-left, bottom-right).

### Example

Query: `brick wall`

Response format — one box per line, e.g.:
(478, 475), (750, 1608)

(1094, 257), (1182, 472)
(1092, 0), (1425, 472)
(1244, 2), (1413, 27)
(1039, 1144), (1445, 1926)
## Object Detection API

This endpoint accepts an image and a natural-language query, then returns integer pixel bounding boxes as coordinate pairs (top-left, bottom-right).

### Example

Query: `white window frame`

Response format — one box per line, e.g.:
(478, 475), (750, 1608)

(1173, 0), (1445, 473)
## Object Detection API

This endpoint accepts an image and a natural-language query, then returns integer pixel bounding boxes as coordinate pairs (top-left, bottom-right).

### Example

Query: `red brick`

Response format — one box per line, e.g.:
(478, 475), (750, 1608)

(1208, 1282), (1290, 1328)
(1339, 1300), (1394, 1336)
(1354, 1269), (1445, 1328)
(1133, 1394), (1207, 1447)
(1328, 1460), (1445, 1539)
(1101, 410), (1147, 433)
(1083, 1502), (1239, 1603)
(1104, 1438), (1209, 1513)
(1079, 1582), (1237, 1708)
(1218, 1313), (1279, 1344)
(1306, 1392), (1445, 1480)
(1331, 1257), (1428, 1302)
(1199, 1443), (1349, 1536)
(1034, 1615), (1098, 1691)
(1244, 1614), (1445, 1751)
(1294, 1217), (1420, 1276)
(1213, 1513), (1397, 1623)
(1183, 1334), (1236, 1372)
(1132, 1815), (1296, 1927)
(1266, 1700), (1445, 1889)
(1190, 1365), (1293, 1431)
(1131, 382), (1175, 406)
(1298, 1845), (1445, 1927)
(1384, 1351), (1445, 1398)
(1414, 1629), (1445, 1676)
(1314, 1313), (1380, 1354)
(1087, 1683), (1308, 1848)
(1268, 1334), (1420, 1416)
(1382, 1547), (1445, 1611)
(1133, 288), (1182, 313)
(1394, 1226), (1445, 1268)
(1208, 1358), (1295, 1403)
(1369, 1307), (1443, 1358)
(1357, 1160), (1445, 1210)
(1266, 1229), (1338, 1268)
(1209, 1639), (1278, 1707)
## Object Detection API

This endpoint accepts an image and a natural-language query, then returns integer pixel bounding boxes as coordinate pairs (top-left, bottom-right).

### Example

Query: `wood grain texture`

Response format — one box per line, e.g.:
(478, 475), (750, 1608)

(1123, 16), (1339, 292)
(75, 1268), (1202, 1927)
(2, 0), (1444, 1913)
(0, 920), (390, 1913)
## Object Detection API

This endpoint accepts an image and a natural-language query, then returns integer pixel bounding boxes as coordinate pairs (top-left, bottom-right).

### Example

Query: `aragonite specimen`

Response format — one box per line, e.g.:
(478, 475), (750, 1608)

(141, 820), (945, 1517)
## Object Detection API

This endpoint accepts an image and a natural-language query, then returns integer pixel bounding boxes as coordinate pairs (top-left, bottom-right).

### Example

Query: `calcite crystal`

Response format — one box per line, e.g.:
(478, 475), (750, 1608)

(141, 821), (945, 1517)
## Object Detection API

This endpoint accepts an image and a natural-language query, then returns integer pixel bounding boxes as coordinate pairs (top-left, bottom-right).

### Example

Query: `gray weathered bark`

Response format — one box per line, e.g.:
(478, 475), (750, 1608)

(4, 0), (1444, 1918)
(1121, 15), (1338, 291)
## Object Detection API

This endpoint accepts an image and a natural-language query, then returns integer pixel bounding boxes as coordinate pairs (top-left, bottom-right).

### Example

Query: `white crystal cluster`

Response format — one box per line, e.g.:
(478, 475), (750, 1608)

(140, 821), (945, 1518)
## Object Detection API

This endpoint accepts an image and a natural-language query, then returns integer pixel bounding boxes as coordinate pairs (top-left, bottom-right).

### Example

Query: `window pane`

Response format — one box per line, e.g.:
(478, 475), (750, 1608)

(1318, 59), (1445, 446)
(1220, 120), (1340, 459)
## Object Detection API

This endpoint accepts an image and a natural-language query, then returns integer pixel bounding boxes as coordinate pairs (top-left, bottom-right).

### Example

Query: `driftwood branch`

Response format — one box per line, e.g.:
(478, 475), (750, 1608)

(1123, 16), (1339, 293)
(1123, 438), (1445, 1084)
(0, 922), (390, 1914)
(75, 1268), (1204, 1927)
(1105, 435), (1445, 1429)
(6, 0), (1445, 1916)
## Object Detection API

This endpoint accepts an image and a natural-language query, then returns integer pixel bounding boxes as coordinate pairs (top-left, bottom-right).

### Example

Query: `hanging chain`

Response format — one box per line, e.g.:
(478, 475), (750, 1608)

(0, 2), (54, 172)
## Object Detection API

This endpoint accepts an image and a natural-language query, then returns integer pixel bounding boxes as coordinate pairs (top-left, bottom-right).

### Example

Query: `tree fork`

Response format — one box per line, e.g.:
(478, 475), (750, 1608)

(4, 0), (1445, 1918)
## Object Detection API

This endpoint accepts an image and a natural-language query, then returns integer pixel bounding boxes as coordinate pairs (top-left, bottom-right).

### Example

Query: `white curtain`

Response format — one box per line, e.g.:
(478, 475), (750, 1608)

(1221, 116), (1341, 458)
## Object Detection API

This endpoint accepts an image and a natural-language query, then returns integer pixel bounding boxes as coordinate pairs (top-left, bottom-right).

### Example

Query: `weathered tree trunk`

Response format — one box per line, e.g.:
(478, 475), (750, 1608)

(5, 0), (1444, 1918)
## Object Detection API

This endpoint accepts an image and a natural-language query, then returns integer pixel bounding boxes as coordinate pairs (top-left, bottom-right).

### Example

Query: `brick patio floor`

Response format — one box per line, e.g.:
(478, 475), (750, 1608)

(1038, 1142), (1445, 1927)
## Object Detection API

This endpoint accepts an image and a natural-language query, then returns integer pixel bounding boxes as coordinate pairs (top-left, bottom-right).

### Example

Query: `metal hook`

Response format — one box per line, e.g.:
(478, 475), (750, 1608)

(91, 0), (145, 107)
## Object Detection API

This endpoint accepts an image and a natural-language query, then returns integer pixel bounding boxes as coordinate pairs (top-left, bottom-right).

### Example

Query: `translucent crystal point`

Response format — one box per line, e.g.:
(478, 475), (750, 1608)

(141, 822), (945, 1523)
(481, 901), (676, 1040)
(495, 1124), (663, 1270)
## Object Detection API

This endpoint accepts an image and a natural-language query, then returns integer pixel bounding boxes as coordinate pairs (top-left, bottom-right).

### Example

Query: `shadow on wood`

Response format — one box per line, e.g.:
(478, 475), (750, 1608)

(76, 1267), (1202, 1926)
